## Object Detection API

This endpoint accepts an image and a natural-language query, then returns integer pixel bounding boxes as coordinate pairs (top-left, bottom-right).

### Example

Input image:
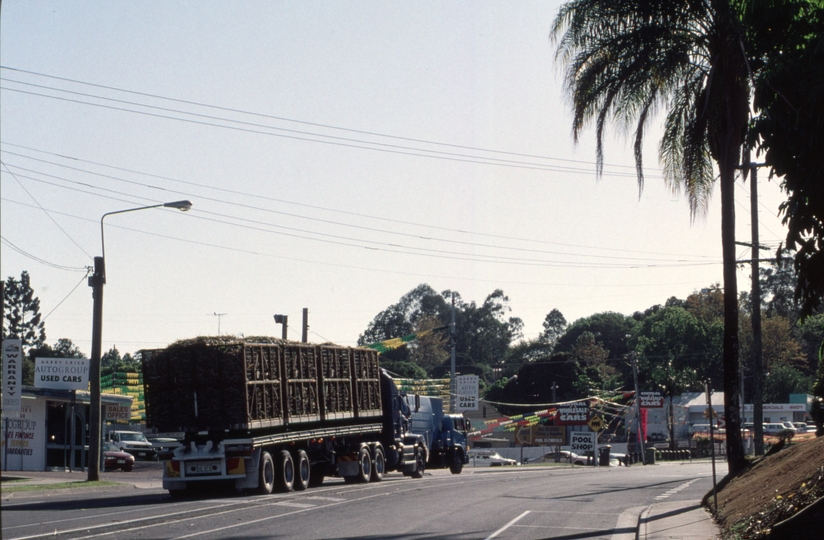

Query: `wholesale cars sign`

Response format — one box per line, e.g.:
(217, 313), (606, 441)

(639, 391), (664, 408)
(34, 357), (90, 390)
(557, 400), (590, 425)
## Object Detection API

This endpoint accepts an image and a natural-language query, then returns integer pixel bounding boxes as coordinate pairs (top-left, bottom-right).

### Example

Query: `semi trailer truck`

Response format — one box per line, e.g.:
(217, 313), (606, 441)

(141, 337), (468, 497)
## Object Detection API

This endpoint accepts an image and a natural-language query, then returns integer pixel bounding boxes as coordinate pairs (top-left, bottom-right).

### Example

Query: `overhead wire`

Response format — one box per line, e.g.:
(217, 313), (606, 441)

(1, 158), (721, 267)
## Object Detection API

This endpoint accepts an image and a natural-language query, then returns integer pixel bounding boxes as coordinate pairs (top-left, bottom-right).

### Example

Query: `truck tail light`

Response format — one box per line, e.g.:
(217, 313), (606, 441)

(166, 460), (181, 478)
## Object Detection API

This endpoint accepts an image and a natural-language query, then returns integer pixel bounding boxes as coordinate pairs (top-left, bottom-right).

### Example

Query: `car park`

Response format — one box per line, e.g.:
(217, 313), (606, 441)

(103, 442), (135, 472)
(467, 450), (519, 466)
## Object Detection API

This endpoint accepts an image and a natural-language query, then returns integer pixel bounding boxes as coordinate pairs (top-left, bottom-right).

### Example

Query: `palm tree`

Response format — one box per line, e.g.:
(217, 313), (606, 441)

(551, 0), (751, 474)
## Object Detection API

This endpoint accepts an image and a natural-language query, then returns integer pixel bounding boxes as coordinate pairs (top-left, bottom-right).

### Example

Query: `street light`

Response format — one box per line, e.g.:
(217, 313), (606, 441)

(87, 200), (192, 481)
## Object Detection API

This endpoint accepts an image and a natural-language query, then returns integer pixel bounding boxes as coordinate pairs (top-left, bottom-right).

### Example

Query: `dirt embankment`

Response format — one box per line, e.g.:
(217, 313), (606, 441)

(713, 435), (824, 538)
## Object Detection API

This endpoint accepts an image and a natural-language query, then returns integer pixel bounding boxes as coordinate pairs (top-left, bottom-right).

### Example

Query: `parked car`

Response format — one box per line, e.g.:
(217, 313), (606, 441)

(467, 450), (519, 466)
(103, 442), (135, 472)
(793, 422), (809, 433)
(781, 422), (798, 433)
(147, 437), (180, 454)
(108, 430), (157, 461)
(540, 450), (588, 465)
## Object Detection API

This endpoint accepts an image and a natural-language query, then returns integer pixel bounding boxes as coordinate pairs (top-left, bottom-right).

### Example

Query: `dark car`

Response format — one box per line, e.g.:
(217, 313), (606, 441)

(103, 442), (135, 472)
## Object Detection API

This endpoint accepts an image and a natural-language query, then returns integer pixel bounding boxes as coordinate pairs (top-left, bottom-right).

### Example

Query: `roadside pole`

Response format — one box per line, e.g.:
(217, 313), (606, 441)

(706, 380), (718, 513)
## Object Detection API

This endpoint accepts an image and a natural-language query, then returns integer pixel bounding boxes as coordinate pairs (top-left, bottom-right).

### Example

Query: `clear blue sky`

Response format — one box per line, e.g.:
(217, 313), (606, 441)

(0, 1), (788, 356)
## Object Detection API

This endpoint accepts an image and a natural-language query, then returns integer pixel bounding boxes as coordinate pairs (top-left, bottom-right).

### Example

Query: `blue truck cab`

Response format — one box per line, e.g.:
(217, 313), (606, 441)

(403, 393), (470, 474)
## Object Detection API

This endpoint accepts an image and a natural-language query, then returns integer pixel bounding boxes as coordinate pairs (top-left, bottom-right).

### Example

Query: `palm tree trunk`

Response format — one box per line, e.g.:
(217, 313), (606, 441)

(720, 160), (748, 475)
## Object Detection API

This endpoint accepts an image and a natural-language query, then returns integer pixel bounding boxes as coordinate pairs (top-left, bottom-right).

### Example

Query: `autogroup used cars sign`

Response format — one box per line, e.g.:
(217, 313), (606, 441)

(34, 357), (90, 390)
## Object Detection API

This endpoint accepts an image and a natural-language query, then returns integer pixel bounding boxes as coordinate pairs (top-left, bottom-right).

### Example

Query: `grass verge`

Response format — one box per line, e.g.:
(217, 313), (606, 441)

(1, 480), (123, 493)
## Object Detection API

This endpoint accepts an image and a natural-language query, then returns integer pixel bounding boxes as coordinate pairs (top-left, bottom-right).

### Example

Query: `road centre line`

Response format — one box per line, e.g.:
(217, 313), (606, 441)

(484, 511), (530, 540)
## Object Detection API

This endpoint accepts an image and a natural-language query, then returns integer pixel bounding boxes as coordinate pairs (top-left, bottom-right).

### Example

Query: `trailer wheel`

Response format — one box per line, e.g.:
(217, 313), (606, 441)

(257, 451), (276, 495)
(355, 446), (372, 483)
(276, 450), (295, 492)
(293, 450), (310, 491)
(411, 448), (426, 479)
(371, 447), (385, 482)
(449, 449), (464, 474)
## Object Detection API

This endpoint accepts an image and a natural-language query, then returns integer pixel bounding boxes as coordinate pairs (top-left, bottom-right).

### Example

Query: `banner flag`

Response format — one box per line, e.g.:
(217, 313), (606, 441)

(365, 325), (449, 353)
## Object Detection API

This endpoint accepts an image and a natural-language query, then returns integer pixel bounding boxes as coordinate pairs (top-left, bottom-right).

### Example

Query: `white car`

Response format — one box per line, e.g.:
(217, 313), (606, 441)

(467, 450), (519, 466)
(540, 450), (588, 465)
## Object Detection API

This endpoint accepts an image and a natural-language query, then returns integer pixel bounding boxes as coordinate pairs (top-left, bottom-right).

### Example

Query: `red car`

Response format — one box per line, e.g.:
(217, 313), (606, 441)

(103, 442), (135, 472)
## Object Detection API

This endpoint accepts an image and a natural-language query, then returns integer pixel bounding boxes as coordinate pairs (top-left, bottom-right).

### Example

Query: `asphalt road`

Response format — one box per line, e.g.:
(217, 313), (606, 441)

(2, 461), (715, 540)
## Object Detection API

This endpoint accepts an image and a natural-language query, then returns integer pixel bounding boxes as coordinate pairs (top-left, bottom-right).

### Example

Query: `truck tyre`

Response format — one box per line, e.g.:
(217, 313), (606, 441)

(411, 449), (426, 479)
(276, 450), (295, 492)
(257, 451), (276, 495)
(449, 449), (464, 475)
(293, 450), (310, 491)
(371, 447), (385, 482)
(355, 446), (372, 483)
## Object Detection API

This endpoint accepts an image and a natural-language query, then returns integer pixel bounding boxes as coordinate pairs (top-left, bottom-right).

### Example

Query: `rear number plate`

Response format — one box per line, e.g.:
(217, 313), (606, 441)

(187, 461), (222, 476)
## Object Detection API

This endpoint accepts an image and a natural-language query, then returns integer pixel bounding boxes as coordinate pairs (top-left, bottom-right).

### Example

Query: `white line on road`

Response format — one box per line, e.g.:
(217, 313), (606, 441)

(484, 511), (530, 540)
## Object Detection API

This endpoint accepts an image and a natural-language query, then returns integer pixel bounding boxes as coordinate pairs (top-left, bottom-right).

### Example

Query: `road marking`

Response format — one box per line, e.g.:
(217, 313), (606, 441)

(484, 511), (530, 540)
(272, 501), (316, 508)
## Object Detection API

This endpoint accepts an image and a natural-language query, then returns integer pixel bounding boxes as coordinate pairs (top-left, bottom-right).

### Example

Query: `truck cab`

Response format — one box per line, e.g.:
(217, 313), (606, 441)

(403, 394), (469, 474)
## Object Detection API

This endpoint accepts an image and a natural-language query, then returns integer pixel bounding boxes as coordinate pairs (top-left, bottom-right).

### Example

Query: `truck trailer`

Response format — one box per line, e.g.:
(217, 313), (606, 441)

(142, 337), (467, 497)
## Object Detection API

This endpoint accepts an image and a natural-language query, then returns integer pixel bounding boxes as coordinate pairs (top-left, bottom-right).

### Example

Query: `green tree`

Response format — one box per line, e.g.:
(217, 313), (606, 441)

(752, 2), (824, 318)
(634, 306), (718, 446)
(3, 271), (47, 351)
(554, 312), (638, 389)
(358, 284), (448, 365)
(552, 0), (754, 473)
(539, 308), (567, 346)
(764, 365), (813, 403)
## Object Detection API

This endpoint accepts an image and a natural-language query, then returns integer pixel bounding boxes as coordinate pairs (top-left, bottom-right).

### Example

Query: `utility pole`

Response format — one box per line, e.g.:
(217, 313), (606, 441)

(302, 308), (309, 343)
(450, 295), (456, 413)
(551, 381), (557, 404)
(749, 163), (765, 456)
(631, 352), (646, 464)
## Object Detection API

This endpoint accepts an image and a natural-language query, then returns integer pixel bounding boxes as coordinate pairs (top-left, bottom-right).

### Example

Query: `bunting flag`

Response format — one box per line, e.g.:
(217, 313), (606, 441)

(365, 325), (450, 353)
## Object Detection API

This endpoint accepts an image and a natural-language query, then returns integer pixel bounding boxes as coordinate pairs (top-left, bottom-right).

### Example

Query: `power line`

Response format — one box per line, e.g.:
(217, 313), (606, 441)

(1, 144), (721, 263)
(0, 66), (659, 177)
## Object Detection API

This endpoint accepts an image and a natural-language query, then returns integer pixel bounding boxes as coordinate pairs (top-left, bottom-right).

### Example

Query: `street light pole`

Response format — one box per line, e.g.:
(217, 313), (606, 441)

(87, 200), (192, 482)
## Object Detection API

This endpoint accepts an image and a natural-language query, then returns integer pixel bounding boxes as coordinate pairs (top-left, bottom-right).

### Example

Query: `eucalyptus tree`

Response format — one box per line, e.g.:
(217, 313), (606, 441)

(552, 0), (753, 474)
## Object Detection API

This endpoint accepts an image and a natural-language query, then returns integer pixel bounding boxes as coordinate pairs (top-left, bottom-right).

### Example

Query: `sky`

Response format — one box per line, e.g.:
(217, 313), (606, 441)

(0, 1), (790, 357)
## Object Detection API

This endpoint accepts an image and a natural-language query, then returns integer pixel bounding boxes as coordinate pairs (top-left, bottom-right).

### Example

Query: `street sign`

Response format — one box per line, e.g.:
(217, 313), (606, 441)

(588, 415), (605, 432)
(570, 432), (596, 454)
(557, 400), (590, 425)
(639, 391), (664, 408)
(455, 375), (479, 411)
(2, 339), (22, 412)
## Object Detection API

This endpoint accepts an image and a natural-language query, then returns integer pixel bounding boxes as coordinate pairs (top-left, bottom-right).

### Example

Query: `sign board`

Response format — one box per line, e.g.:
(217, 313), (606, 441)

(516, 425), (565, 445)
(34, 358), (90, 390)
(106, 405), (132, 422)
(455, 375), (479, 411)
(569, 431), (596, 454)
(588, 415), (605, 432)
(557, 400), (590, 425)
(639, 391), (664, 408)
(2, 339), (23, 411)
